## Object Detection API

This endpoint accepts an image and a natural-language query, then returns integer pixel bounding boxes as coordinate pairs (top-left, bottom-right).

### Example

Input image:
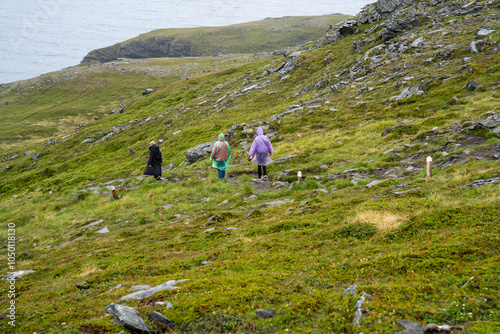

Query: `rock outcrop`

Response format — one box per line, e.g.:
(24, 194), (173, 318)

(105, 303), (155, 334)
(186, 141), (215, 164)
(82, 37), (193, 63)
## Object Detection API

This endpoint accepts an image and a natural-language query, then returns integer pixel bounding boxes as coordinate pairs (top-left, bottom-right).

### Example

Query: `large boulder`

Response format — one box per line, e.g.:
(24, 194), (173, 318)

(186, 141), (215, 164)
(338, 21), (361, 37)
(105, 303), (155, 334)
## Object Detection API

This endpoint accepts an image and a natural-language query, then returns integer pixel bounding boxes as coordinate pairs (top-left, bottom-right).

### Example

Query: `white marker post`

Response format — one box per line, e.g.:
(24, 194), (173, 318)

(109, 186), (118, 199)
(426, 156), (432, 178)
(297, 171), (303, 184)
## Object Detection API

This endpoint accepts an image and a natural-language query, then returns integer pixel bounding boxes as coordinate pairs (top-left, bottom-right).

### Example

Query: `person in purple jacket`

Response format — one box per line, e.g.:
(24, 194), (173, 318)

(248, 127), (274, 179)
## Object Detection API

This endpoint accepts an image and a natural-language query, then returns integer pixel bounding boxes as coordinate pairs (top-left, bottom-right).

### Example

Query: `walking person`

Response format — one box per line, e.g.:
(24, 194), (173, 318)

(143, 141), (163, 180)
(210, 133), (231, 180)
(248, 127), (274, 180)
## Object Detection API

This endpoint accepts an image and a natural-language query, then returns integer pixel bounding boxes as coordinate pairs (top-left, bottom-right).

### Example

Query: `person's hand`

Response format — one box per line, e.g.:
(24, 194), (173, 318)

(149, 165), (152, 167)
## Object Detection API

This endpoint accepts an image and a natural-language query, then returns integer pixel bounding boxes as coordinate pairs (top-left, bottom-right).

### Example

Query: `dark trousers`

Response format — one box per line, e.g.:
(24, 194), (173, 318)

(258, 165), (267, 178)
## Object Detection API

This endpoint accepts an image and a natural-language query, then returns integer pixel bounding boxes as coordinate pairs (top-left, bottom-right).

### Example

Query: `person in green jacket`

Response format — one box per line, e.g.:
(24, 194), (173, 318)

(210, 133), (231, 179)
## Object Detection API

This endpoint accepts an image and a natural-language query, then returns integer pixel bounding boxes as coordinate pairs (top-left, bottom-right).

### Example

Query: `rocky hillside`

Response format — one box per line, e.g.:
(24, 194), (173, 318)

(0, 1), (499, 333)
(81, 14), (349, 63)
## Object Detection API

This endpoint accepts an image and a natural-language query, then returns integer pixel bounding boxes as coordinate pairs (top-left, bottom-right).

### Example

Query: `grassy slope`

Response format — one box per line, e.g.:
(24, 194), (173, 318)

(1, 3), (500, 334)
(0, 54), (269, 152)
(83, 14), (349, 60)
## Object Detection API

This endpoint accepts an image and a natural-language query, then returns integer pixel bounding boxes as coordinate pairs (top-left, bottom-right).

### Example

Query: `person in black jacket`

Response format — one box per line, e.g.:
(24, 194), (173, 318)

(143, 141), (163, 180)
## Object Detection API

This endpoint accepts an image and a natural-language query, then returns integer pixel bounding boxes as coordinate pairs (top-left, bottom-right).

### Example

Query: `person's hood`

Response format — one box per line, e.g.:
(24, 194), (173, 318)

(256, 127), (264, 136)
(150, 144), (160, 150)
(218, 133), (225, 141)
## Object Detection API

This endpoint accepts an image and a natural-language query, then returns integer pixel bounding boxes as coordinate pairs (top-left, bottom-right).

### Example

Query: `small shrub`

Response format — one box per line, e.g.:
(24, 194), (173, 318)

(335, 178), (353, 189)
(335, 222), (377, 240)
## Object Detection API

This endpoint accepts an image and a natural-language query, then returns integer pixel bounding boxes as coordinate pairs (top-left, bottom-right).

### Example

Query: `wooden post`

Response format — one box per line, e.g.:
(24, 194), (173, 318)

(110, 186), (118, 199)
(297, 171), (303, 184)
(426, 156), (432, 178)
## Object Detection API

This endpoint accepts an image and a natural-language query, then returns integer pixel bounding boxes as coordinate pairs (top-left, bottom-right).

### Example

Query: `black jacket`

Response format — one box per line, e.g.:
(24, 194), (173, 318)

(144, 144), (163, 176)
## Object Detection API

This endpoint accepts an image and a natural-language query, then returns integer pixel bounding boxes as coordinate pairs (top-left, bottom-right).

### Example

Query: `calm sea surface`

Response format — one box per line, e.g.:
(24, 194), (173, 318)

(0, 0), (374, 84)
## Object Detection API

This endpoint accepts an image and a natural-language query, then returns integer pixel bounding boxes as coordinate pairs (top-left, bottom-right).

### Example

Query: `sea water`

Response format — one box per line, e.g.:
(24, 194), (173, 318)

(0, 0), (374, 84)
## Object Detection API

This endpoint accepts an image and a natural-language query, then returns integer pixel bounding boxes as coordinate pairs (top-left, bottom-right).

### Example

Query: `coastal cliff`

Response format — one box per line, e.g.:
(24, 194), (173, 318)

(81, 14), (349, 63)
(82, 37), (194, 63)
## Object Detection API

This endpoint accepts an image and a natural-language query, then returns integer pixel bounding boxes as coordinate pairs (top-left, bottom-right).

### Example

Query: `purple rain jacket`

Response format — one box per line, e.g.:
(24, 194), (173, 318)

(248, 127), (274, 166)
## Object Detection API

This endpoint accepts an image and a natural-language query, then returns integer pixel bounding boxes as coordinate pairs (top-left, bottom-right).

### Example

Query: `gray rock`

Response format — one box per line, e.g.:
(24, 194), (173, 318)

(376, 0), (414, 13)
(96, 226), (109, 234)
(478, 113), (500, 128)
(203, 228), (216, 233)
(256, 309), (276, 319)
(274, 155), (299, 163)
(207, 215), (221, 223)
(458, 5), (483, 16)
(470, 40), (483, 54)
(81, 219), (106, 228)
(2, 154), (19, 162)
(142, 88), (154, 96)
(2, 270), (36, 280)
(365, 180), (384, 188)
(97, 132), (113, 143)
(395, 319), (425, 334)
(273, 50), (288, 56)
(105, 303), (155, 334)
(32, 153), (41, 160)
(342, 285), (357, 297)
(130, 285), (152, 291)
(381, 15), (421, 43)
(338, 20), (360, 37)
(43, 139), (56, 148)
(129, 149), (136, 155)
(244, 195), (257, 201)
(477, 29), (495, 37)
(148, 311), (176, 330)
(466, 81), (479, 91)
(24, 151), (34, 156)
(100, 178), (124, 187)
(244, 209), (256, 219)
(465, 177), (499, 187)
(425, 323), (462, 333)
(278, 53), (303, 78)
(108, 283), (123, 292)
(381, 126), (398, 137)
(353, 292), (370, 326)
(186, 141), (215, 164)
(411, 37), (425, 48)
(410, 85), (426, 94)
(119, 280), (184, 301)
(393, 187), (421, 195)
(397, 88), (414, 101)
(265, 199), (294, 207)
